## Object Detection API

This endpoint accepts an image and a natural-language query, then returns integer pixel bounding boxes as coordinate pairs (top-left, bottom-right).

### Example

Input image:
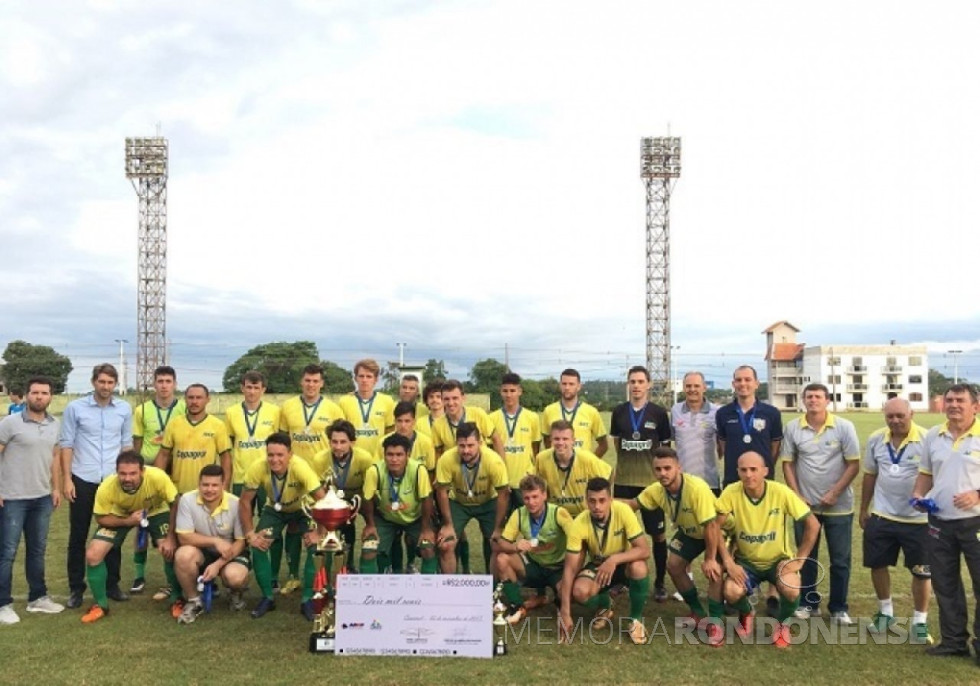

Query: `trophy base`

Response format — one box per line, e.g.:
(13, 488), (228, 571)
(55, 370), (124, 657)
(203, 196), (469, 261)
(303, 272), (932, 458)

(493, 638), (507, 657)
(309, 633), (336, 654)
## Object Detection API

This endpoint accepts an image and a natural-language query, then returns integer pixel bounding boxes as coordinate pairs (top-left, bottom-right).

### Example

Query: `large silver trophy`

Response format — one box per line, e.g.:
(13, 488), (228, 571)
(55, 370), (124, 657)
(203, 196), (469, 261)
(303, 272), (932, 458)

(305, 479), (360, 654)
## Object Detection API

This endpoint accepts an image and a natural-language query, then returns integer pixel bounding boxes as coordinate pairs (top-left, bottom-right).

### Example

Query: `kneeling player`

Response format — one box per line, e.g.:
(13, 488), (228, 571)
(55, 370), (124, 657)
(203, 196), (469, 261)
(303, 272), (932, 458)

(559, 478), (649, 644)
(495, 474), (573, 622)
(708, 452), (819, 648)
(173, 464), (250, 624)
(623, 447), (722, 622)
(81, 451), (179, 623)
(360, 433), (437, 574)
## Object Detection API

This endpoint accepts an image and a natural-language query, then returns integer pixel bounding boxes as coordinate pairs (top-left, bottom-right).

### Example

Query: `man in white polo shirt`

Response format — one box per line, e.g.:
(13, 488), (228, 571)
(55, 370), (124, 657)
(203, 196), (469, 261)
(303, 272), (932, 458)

(781, 383), (860, 623)
(173, 464), (250, 624)
(913, 383), (980, 661)
(859, 397), (932, 643)
(671, 371), (721, 493)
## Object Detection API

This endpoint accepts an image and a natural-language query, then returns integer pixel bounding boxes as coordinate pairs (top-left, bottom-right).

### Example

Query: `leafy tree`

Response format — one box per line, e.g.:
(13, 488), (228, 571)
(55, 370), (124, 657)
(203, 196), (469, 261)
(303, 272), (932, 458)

(928, 369), (955, 399)
(423, 359), (447, 383)
(321, 361), (354, 394)
(222, 341), (319, 393)
(466, 358), (509, 407)
(519, 378), (550, 411)
(0, 340), (73, 394)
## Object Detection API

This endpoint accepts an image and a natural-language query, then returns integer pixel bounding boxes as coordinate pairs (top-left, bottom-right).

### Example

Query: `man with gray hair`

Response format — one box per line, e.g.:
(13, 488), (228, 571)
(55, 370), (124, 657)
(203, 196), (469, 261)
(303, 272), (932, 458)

(781, 383), (860, 624)
(859, 397), (932, 643)
(671, 371), (721, 494)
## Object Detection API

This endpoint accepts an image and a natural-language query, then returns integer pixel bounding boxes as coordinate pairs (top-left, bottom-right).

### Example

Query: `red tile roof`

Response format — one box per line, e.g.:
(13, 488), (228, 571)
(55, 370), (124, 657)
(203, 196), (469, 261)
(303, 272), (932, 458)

(767, 343), (804, 362)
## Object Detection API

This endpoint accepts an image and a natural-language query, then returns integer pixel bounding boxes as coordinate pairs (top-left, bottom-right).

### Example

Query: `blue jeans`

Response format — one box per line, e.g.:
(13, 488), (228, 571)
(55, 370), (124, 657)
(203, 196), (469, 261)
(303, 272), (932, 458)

(795, 512), (853, 613)
(0, 495), (55, 606)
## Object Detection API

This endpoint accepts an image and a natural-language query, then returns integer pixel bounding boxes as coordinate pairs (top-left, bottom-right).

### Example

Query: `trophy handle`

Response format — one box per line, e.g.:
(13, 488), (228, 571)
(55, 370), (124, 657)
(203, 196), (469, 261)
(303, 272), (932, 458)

(348, 495), (361, 523)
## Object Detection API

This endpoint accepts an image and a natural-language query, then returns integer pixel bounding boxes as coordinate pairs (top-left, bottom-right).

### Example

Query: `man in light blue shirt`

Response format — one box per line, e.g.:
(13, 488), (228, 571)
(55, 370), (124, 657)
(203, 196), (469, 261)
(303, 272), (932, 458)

(58, 364), (133, 609)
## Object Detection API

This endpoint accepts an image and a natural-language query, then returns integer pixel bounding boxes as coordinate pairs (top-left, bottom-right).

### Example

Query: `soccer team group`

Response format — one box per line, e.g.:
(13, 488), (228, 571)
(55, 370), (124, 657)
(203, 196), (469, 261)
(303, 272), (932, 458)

(1, 360), (980, 659)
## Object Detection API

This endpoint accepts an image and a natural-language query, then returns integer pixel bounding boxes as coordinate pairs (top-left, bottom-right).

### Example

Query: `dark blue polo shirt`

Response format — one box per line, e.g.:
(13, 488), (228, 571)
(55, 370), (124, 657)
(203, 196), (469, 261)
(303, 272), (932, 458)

(715, 400), (783, 486)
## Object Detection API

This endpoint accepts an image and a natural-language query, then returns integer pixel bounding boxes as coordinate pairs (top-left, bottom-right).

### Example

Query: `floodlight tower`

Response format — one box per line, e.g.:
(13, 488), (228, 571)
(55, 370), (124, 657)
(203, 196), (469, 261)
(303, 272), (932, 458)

(640, 137), (681, 404)
(125, 137), (169, 395)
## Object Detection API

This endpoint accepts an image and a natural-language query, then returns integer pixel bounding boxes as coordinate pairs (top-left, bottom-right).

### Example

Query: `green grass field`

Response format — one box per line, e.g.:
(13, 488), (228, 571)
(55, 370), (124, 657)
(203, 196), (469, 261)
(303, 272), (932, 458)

(1, 411), (977, 685)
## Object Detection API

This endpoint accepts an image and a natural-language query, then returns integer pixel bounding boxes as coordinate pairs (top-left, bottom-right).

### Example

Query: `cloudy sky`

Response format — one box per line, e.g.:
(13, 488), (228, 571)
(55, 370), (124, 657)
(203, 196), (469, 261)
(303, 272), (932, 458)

(2, 1), (978, 392)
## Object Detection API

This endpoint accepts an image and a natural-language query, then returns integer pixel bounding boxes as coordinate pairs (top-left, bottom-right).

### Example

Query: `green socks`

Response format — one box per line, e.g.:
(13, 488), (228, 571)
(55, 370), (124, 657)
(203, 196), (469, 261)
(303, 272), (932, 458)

(133, 550), (147, 579)
(301, 548), (317, 602)
(87, 562), (109, 609)
(420, 556), (438, 574)
(777, 595), (799, 623)
(707, 598), (725, 621)
(628, 577), (649, 620)
(583, 590), (611, 610)
(503, 580), (524, 606)
(735, 596), (753, 614)
(270, 537), (283, 579)
(681, 586), (706, 616)
(252, 548), (274, 599)
(285, 531), (302, 577)
(361, 553), (379, 574)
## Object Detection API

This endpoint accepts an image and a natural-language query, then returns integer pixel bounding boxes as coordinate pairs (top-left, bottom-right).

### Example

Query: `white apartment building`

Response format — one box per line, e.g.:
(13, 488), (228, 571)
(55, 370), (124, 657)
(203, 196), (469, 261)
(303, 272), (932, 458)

(764, 321), (929, 412)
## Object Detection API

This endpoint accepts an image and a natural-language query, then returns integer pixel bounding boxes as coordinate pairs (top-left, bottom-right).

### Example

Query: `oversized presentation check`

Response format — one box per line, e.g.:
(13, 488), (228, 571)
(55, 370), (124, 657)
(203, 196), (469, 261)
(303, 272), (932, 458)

(335, 574), (493, 658)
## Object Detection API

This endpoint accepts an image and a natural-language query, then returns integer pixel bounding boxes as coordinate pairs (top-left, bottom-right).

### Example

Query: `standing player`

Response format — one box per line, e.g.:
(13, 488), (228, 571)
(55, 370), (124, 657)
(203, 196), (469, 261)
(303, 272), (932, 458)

(399, 374), (421, 405)
(418, 380), (445, 437)
(225, 370), (281, 497)
(622, 447), (721, 622)
(173, 464), (250, 624)
(360, 433), (438, 574)
(671, 371), (720, 492)
(377, 401), (437, 477)
(79, 452), (179, 623)
(707, 452), (819, 648)
(781, 383), (860, 623)
(279, 363), (344, 467)
(494, 474), (574, 622)
(431, 380), (503, 457)
(130, 365), (185, 594)
(609, 366), (672, 600)
(535, 421), (611, 517)
(338, 359), (395, 458)
(59, 363), (132, 610)
(489, 373), (541, 512)
(7, 389), (25, 415)
(240, 432), (326, 620)
(558, 477), (649, 644)
(435, 423), (510, 575)
(542, 369), (608, 457)
(155, 384), (232, 495)
(859, 397), (932, 643)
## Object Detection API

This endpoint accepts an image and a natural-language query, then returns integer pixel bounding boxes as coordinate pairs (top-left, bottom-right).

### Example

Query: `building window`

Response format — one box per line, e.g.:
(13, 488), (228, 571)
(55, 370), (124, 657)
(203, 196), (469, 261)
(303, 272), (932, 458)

(909, 392), (923, 402)
(826, 375), (841, 385)
(886, 356), (897, 365)
(827, 356), (841, 366)
(909, 356), (922, 366)
(909, 375), (923, 384)
(852, 356), (863, 365)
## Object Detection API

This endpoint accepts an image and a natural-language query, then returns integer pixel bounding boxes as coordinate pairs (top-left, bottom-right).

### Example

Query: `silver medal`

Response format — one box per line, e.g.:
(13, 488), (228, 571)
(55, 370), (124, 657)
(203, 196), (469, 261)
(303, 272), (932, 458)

(467, 489), (474, 498)
(530, 538), (539, 547)
(742, 435), (752, 444)
(274, 502), (282, 512)
(632, 432), (640, 440)
(391, 502), (401, 511)
(140, 518), (149, 528)
(890, 463), (901, 475)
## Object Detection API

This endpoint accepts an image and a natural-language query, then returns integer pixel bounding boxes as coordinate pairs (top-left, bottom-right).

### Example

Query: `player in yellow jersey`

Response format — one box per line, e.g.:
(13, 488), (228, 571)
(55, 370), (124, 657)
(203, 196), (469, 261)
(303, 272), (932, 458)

(707, 452), (819, 648)
(435, 423), (510, 575)
(130, 365), (185, 594)
(432, 380), (503, 458)
(155, 384), (232, 495)
(418, 380), (445, 438)
(495, 474), (574, 623)
(622, 447), (721, 623)
(360, 433), (438, 574)
(490, 373), (541, 513)
(337, 359), (395, 457)
(240, 432), (327, 620)
(535, 421), (611, 517)
(542, 369), (608, 457)
(225, 371), (281, 498)
(559, 477), (649, 644)
(279, 363), (344, 467)
(80, 452), (179, 623)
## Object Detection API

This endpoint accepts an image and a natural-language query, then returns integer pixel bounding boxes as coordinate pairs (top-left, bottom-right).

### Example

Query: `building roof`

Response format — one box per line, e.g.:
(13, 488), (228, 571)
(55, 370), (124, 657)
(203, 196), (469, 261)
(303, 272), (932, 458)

(766, 343), (805, 362)
(762, 320), (800, 334)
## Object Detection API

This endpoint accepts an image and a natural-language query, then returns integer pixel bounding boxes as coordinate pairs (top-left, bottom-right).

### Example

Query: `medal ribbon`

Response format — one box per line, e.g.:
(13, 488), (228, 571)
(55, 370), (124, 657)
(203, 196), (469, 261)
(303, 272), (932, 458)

(302, 397), (322, 431)
(243, 402), (262, 438)
(504, 408), (522, 441)
(357, 392), (376, 425)
(561, 401), (581, 425)
(529, 508), (546, 540)
(554, 452), (575, 494)
(155, 400), (177, 433)
(629, 403), (646, 435)
(461, 458), (481, 496)
(886, 442), (907, 466)
(668, 475), (684, 523)
(448, 409), (467, 441)
(388, 470), (403, 506)
(736, 404), (757, 440)
(590, 516), (611, 559)
(333, 454), (353, 491)
(271, 472), (287, 506)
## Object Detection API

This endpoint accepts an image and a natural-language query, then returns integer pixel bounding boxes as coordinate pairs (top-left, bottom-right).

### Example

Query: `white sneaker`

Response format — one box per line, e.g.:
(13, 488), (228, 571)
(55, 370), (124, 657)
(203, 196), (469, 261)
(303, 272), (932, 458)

(177, 598), (204, 625)
(671, 591), (684, 602)
(0, 604), (20, 625)
(831, 611), (854, 625)
(26, 596), (65, 614)
(229, 590), (246, 612)
(793, 606), (811, 619)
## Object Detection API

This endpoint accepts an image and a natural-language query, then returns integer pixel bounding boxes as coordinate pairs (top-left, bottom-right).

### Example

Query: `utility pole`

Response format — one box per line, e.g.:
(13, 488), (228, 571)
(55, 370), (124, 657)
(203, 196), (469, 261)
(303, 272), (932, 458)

(114, 339), (128, 395)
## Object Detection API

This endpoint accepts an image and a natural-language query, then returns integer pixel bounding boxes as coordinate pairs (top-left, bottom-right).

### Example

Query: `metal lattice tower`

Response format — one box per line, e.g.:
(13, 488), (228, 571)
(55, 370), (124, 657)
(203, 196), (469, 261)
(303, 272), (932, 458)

(640, 137), (681, 404)
(125, 137), (169, 395)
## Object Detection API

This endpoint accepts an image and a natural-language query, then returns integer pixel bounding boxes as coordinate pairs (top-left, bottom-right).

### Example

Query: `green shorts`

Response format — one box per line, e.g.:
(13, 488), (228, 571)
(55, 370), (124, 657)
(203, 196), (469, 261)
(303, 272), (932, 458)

(520, 555), (563, 589)
(254, 507), (313, 542)
(507, 489), (524, 516)
(376, 517), (432, 558)
(93, 511), (170, 547)
(668, 531), (707, 563)
(579, 560), (629, 589)
(449, 499), (497, 543)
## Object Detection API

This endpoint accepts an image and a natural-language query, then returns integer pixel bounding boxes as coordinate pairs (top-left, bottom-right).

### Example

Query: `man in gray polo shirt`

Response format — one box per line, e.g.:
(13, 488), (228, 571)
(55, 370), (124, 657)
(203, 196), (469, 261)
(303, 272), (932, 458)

(671, 371), (721, 493)
(173, 464), (250, 624)
(913, 383), (980, 662)
(0, 376), (64, 624)
(781, 383), (860, 623)
(859, 397), (932, 643)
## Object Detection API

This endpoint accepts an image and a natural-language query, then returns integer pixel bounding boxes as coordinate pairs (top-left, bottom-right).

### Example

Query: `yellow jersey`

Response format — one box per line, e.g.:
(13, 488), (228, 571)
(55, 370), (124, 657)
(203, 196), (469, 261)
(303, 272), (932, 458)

(716, 481), (811, 570)
(338, 392), (395, 457)
(133, 398), (186, 462)
(636, 473), (717, 539)
(278, 395), (344, 466)
(94, 466), (177, 518)
(224, 402), (281, 485)
(435, 446), (508, 507)
(431, 406), (497, 452)
(542, 400), (606, 451)
(310, 446), (376, 496)
(376, 430), (437, 473)
(161, 415), (232, 494)
(534, 449), (612, 516)
(243, 456), (322, 514)
(490, 406), (541, 488)
(566, 500), (643, 561)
